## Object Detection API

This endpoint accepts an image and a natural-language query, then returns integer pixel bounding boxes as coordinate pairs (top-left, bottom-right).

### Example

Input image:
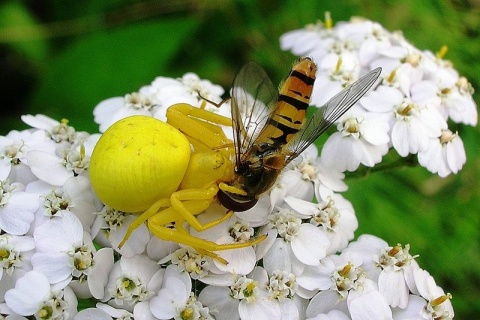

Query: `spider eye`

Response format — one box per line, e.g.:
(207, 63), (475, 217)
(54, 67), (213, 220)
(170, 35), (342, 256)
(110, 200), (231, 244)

(217, 190), (258, 212)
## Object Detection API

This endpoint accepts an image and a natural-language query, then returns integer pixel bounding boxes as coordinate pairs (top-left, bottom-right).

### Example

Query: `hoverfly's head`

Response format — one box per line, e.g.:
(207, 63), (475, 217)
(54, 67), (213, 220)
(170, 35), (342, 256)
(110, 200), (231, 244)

(217, 189), (258, 212)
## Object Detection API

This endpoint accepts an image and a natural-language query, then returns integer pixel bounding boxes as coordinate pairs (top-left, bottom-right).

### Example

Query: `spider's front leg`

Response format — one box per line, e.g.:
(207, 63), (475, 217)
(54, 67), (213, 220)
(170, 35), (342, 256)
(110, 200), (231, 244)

(147, 219), (266, 264)
(166, 103), (232, 150)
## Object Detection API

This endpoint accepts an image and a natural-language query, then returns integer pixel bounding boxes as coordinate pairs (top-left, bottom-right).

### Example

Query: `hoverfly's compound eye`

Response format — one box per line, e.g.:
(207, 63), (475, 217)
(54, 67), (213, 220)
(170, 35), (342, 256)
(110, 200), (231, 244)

(217, 190), (258, 212)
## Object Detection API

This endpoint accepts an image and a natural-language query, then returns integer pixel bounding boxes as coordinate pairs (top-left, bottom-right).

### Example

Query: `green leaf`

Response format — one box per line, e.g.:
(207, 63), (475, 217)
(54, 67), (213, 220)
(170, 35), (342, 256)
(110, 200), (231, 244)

(28, 17), (199, 133)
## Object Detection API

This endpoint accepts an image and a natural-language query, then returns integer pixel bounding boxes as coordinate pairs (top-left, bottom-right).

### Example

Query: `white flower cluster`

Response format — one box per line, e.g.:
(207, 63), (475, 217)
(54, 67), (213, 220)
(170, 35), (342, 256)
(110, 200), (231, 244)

(0, 16), (469, 320)
(281, 14), (477, 176)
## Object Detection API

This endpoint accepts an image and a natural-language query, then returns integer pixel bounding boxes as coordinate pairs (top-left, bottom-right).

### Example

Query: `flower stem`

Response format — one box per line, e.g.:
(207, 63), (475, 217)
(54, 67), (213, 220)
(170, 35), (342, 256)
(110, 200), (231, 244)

(345, 153), (418, 179)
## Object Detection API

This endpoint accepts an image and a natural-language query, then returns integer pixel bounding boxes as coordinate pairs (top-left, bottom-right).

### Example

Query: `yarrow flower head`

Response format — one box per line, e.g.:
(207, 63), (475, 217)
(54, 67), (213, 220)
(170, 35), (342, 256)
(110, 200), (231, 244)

(257, 207), (330, 267)
(281, 13), (476, 176)
(91, 206), (150, 258)
(0, 13), (471, 320)
(94, 72), (226, 132)
(170, 247), (210, 279)
(104, 254), (160, 313)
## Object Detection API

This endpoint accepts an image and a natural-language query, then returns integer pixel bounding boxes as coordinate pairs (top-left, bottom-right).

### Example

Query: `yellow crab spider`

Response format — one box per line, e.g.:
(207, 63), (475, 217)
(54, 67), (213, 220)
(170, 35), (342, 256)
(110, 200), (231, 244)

(89, 103), (266, 263)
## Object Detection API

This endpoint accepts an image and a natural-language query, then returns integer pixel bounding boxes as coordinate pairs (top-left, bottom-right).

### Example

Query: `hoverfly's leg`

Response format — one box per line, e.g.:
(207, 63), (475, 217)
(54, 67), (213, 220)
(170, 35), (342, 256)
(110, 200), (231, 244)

(218, 182), (248, 196)
(118, 197), (171, 248)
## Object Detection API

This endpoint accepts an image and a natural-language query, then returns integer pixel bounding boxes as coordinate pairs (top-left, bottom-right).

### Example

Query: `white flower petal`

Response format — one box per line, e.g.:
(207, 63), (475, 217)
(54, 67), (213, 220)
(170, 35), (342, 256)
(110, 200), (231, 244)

(34, 212), (83, 251)
(120, 254), (162, 289)
(378, 270), (409, 308)
(238, 293), (281, 320)
(297, 266), (332, 291)
(69, 280), (92, 300)
(359, 140), (388, 167)
(234, 195), (271, 226)
(306, 290), (348, 318)
(133, 301), (156, 320)
(360, 86), (403, 113)
(88, 248), (114, 299)
(279, 299), (300, 320)
(163, 264), (191, 293)
(74, 308), (112, 320)
(308, 309), (350, 320)
(215, 242), (257, 275)
(321, 133), (346, 169)
(254, 228), (277, 261)
(281, 30), (324, 55)
(284, 197), (317, 218)
(360, 118), (390, 145)
(391, 294), (426, 319)
(21, 114), (59, 131)
(147, 269), (165, 294)
(0, 192), (38, 235)
(27, 151), (73, 186)
(446, 137), (466, 174)
(391, 121), (411, 157)
(150, 276), (188, 319)
(412, 268), (438, 300)
(348, 284), (392, 320)
(31, 252), (72, 285)
(262, 239), (293, 274)
(4, 271), (50, 316)
(291, 224), (329, 266)
(146, 236), (180, 261)
(97, 303), (134, 318)
(199, 285), (239, 320)
(110, 216), (150, 258)
(199, 273), (235, 286)
(62, 176), (98, 230)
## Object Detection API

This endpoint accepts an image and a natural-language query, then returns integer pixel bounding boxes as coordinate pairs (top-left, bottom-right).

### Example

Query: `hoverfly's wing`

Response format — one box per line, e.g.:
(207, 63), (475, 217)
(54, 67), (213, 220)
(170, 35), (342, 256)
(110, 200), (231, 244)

(231, 61), (278, 166)
(284, 67), (382, 163)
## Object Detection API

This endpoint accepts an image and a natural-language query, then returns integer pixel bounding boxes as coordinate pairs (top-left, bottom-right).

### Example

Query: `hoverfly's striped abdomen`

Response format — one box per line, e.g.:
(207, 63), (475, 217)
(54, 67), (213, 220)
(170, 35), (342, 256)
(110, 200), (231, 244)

(259, 58), (316, 148)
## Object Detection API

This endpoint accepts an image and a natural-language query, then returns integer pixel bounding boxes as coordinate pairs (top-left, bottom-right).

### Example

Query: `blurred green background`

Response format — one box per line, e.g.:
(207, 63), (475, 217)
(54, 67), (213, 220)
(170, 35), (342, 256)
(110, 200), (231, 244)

(1, 0), (478, 318)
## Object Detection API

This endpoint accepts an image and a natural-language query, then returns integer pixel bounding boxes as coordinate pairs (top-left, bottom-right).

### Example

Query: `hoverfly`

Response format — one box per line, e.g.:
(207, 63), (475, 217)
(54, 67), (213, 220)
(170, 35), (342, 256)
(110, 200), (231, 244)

(217, 58), (381, 211)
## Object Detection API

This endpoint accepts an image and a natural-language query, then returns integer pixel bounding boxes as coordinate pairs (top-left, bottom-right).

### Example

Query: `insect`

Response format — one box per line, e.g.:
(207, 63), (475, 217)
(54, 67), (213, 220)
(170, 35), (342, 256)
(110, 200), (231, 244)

(217, 58), (381, 211)
(89, 58), (381, 263)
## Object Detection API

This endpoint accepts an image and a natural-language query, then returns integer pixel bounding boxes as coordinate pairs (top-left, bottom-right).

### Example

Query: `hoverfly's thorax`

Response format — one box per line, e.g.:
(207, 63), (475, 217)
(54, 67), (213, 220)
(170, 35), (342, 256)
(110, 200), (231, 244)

(240, 160), (281, 197)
